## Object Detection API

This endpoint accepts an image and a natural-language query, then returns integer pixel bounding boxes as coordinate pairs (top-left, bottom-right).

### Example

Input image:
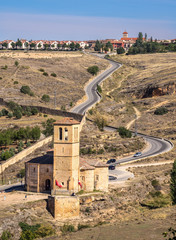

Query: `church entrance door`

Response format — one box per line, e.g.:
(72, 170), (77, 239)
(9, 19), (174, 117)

(45, 179), (51, 191)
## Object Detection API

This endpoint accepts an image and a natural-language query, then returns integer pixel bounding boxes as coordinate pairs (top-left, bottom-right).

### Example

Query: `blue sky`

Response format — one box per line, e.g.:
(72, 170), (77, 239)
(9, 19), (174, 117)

(0, 0), (175, 40)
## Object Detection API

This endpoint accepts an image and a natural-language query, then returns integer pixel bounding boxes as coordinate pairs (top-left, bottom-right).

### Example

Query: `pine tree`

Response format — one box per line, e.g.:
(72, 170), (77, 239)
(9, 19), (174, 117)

(170, 160), (176, 204)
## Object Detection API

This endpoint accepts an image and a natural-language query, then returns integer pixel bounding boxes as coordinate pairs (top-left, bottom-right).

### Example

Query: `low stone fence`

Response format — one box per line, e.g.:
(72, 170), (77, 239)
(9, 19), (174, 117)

(0, 97), (83, 122)
(0, 136), (52, 175)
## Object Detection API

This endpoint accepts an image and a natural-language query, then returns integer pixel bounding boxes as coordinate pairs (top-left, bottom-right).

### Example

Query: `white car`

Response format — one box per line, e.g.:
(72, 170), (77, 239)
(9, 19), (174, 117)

(133, 152), (142, 157)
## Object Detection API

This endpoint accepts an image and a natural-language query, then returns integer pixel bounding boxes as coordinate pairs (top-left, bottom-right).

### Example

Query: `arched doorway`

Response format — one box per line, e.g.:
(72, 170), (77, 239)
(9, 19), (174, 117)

(45, 179), (51, 191)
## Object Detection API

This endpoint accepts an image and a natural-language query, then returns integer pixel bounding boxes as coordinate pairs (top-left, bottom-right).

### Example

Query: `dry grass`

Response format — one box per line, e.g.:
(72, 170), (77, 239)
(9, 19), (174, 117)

(0, 51), (109, 110)
(92, 53), (176, 139)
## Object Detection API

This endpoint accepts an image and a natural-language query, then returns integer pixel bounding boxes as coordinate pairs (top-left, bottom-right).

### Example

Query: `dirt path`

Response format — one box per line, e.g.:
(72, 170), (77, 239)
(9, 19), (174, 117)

(146, 100), (169, 112)
(126, 106), (141, 129)
(0, 192), (48, 209)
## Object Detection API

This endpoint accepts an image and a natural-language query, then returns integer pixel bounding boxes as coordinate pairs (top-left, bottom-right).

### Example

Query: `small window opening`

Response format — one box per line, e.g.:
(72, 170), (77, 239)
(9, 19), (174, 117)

(64, 128), (68, 141)
(59, 128), (62, 140)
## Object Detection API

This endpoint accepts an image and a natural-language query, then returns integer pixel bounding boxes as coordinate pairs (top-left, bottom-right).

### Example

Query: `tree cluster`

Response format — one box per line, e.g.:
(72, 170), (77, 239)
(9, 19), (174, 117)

(128, 32), (176, 55)
(20, 85), (34, 96)
(87, 66), (99, 75)
(118, 127), (132, 138)
(154, 107), (168, 115)
(9, 101), (38, 118)
(117, 47), (125, 54)
(42, 118), (56, 137)
(94, 40), (113, 52)
(0, 126), (41, 160)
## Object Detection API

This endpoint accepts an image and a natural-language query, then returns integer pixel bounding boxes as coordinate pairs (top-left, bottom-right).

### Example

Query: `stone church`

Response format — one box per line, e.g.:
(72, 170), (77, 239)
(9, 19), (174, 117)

(25, 117), (109, 195)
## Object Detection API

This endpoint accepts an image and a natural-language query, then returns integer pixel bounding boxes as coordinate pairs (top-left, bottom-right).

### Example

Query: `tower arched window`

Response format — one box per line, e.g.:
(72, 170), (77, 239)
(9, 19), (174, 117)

(59, 127), (62, 140)
(64, 128), (68, 141)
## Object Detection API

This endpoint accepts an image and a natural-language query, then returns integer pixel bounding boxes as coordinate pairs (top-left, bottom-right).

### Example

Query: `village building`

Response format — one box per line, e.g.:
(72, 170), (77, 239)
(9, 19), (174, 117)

(25, 117), (108, 194)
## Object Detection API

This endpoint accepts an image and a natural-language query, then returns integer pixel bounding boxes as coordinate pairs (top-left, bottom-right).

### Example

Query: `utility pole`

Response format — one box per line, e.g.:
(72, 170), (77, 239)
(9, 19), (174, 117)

(0, 163), (3, 184)
(134, 114), (137, 136)
(54, 90), (56, 109)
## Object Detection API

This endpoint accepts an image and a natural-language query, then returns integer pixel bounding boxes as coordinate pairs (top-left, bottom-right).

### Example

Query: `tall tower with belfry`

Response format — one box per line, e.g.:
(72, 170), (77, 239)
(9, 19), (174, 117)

(52, 117), (80, 194)
(123, 31), (128, 38)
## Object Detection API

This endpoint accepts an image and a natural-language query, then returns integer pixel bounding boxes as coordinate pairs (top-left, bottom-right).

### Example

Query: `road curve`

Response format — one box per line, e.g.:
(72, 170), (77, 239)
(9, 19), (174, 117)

(105, 125), (173, 164)
(71, 58), (122, 115)
(71, 54), (173, 164)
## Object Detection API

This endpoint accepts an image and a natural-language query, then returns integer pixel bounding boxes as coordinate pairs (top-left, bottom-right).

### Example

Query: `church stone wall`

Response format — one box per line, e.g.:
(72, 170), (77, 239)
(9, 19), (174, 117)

(80, 169), (94, 192)
(39, 164), (53, 192)
(48, 196), (79, 219)
(94, 167), (109, 192)
(26, 163), (39, 192)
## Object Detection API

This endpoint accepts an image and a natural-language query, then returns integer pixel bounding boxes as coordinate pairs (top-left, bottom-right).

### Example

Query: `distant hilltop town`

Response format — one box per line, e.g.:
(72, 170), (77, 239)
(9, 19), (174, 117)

(0, 31), (175, 51)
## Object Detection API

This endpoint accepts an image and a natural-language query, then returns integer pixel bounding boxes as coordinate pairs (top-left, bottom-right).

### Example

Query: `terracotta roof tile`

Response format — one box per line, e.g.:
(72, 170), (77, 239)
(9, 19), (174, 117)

(54, 117), (80, 125)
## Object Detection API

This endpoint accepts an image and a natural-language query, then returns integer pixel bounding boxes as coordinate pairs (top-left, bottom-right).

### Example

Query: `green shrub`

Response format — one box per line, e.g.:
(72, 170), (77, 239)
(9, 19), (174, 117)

(26, 141), (31, 147)
(1, 65), (8, 70)
(85, 207), (90, 213)
(18, 146), (23, 153)
(88, 109), (93, 115)
(17, 168), (25, 178)
(97, 149), (104, 154)
(20, 85), (34, 96)
(141, 192), (171, 209)
(1, 108), (9, 116)
(19, 222), (55, 240)
(42, 118), (56, 137)
(39, 68), (45, 72)
(43, 72), (48, 76)
(7, 101), (19, 111)
(97, 84), (102, 93)
(87, 65), (99, 75)
(70, 102), (73, 107)
(13, 108), (22, 119)
(18, 141), (24, 148)
(117, 47), (125, 54)
(15, 61), (19, 67)
(61, 105), (66, 111)
(1, 230), (13, 240)
(95, 117), (107, 131)
(80, 147), (96, 155)
(31, 108), (38, 115)
(118, 127), (132, 138)
(151, 179), (161, 190)
(35, 225), (55, 238)
(0, 77), (2, 80)
(0, 150), (13, 160)
(154, 107), (168, 115)
(9, 147), (15, 156)
(78, 224), (90, 230)
(51, 72), (57, 77)
(7, 112), (13, 118)
(41, 94), (50, 102)
(14, 81), (18, 84)
(60, 224), (75, 234)
(44, 114), (48, 117)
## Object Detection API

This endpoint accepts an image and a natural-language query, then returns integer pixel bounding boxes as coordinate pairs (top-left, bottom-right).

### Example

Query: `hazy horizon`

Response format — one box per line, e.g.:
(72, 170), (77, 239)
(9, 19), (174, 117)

(0, 0), (175, 41)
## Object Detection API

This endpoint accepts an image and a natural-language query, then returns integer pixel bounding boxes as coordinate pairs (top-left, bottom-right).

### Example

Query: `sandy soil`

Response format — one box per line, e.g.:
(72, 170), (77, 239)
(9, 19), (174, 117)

(0, 191), (48, 209)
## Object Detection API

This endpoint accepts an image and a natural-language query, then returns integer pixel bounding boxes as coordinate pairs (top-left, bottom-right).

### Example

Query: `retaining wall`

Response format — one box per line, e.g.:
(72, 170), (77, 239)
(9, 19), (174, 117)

(0, 136), (52, 175)
(0, 98), (83, 122)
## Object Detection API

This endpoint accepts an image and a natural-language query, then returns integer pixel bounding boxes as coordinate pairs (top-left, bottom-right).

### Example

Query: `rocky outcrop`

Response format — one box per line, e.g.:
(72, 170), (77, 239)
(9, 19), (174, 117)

(121, 82), (176, 99)
(138, 82), (176, 99)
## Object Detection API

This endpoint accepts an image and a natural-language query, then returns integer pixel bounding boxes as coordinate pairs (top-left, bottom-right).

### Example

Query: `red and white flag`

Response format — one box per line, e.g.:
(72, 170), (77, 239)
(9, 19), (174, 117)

(55, 180), (62, 188)
(78, 180), (82, 188)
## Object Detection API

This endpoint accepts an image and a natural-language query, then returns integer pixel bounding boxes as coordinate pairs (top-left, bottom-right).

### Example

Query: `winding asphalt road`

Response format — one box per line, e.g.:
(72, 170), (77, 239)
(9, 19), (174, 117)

(71, 54), (174, 182)
(71, 58), (122, 115)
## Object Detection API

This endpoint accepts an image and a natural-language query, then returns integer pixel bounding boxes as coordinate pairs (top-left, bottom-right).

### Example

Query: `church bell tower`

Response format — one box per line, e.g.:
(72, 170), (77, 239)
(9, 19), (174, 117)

(52, 118), (80, 194)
